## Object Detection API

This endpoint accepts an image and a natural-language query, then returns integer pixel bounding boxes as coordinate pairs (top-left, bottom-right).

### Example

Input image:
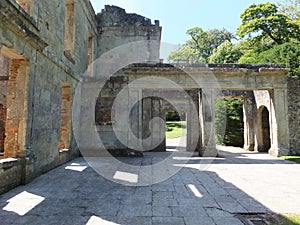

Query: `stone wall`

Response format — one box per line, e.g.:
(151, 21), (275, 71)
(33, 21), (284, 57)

(0, 0), (98, 194)
(95, 75), (130, 153)
(98, 5), (158, 27)
(287, 77), (300, 155)
(0, 1), (162, 193)
(0, 159), (22, 194)
(97, 5), (161, 60)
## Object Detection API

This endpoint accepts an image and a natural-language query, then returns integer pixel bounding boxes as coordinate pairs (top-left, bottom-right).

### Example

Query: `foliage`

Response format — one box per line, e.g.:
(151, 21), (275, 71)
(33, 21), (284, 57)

(168, 2), (300, 71)
(167, 0), (300, 147)
(237, 2), (300, 77)
(280, 156), (300, 163)
(277, 0), (300, 23)
(271, 214), (300, 225)
(166, 121), (187, 139)
(167, 43), (202, 63)
(239, 42), (300, 77)
(209, 41), (244, 63)
(237, 3), (300, 45)
(166, 111), (186, 121)
(215, 98), (244, 147)
(283, 214), (300, 224)
(168, 27), (235, 63)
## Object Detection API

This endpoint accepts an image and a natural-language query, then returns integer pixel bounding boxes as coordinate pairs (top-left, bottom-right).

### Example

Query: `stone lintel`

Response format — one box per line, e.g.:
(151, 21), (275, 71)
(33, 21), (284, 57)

(124, 63), (288, 76)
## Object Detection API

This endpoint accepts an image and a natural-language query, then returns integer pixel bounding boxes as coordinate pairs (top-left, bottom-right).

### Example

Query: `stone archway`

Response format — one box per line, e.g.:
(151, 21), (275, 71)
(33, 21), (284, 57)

(257, 106), (271, 152)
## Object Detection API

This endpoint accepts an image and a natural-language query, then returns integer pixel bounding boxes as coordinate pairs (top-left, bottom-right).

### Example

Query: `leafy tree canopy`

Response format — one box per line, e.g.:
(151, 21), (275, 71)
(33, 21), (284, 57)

(168, 1), (300, 77)
(209, 41), (244, 63)
(237, 3), (300, 45)
(277, 0), (300, 23)
(168, 27), (235, 63)
(239, 42), (300, 77)
(237, 2), (300, 77)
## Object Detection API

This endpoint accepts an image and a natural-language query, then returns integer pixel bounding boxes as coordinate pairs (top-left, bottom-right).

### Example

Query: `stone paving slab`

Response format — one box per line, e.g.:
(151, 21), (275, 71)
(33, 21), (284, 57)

(0, 146), (299, 224)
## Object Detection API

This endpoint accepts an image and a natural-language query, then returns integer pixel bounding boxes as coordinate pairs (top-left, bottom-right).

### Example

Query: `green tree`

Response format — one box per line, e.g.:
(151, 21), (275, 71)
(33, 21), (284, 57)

(167, 43), (201, 63)
(215, 98), (244, 147)
(237, 3), (300, 45)
(277, 0), (300, 23)
(239, 42), (300, 77)
(209, 41), (244, 63)
(237, 2), (300, 77)
(168, 27), (235, 63)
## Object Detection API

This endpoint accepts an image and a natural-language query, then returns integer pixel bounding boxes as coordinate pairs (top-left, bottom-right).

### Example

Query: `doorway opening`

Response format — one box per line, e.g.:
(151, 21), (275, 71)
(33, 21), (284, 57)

(215, 98), (244, 148)
(165, 111), (186, 151)
(257, 106), (271, 152)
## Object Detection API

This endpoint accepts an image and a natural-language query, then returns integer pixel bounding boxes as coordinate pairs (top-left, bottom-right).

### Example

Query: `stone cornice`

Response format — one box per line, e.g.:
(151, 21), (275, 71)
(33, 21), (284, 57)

(0, 0), (47, 51)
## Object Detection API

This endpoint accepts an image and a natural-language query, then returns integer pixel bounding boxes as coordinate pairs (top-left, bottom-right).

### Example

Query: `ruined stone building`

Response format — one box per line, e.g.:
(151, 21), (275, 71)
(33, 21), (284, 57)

(0, 0), (299, 194)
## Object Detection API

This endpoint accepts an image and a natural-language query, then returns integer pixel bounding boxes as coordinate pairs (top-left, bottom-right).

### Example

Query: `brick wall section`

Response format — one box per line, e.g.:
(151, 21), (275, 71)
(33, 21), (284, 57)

(287, 76), (300, 155)
(59, 83), (72, 149)
(4, 59), (23, 158)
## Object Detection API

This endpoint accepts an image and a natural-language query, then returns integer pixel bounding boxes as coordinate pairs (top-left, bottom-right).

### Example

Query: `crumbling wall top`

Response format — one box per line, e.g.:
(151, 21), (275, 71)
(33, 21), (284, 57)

(97, 5), (160, 27)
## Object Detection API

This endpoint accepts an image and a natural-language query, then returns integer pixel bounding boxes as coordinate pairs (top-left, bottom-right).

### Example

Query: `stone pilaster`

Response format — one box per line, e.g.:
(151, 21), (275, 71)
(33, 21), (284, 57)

(271, 88), (290, 156)
(243, 94), (255, 151)
(186, 90), (201, 152)
(199, 89), (218, 157)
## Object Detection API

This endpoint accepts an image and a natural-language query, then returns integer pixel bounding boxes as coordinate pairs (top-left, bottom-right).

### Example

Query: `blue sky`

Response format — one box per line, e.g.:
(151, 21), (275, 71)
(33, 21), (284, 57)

(90, 0), (276, 45)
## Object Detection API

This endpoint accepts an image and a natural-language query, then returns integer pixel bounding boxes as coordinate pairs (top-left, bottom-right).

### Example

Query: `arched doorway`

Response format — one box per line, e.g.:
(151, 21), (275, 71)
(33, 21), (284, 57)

(257, 106), (271, 152)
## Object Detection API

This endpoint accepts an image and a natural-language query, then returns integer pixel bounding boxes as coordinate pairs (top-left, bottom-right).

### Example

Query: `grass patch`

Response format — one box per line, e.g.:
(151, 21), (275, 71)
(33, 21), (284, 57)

(166, 121), (186, 139)
(280, 156), (300, 164)
(271, 214), (300, 225)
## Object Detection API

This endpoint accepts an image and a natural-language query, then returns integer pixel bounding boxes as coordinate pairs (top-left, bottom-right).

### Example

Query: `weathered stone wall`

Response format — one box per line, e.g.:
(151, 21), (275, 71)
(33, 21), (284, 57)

(287, 77), (300, 155)
(93, 6), (162, 155)
(0, 1), (163, 193)
(98, 5), (157, 27)
(0, 0), (98, 193)
(253, 90), (278, 154)
(0, 159), (22, 194)
(95, 75), (129, 153)
(97, 5), (161, 60)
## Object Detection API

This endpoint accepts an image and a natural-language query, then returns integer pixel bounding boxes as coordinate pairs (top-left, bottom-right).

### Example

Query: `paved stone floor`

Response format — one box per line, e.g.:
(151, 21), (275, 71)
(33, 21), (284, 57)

(0, 145), (299, 225)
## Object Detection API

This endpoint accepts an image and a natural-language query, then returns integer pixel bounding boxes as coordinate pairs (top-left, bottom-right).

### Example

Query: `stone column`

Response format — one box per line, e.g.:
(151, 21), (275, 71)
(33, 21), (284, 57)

(152, 98), (165, 151)
(243, 94), (255, 151)
(128, 89), (142, 150)
(186, 90), (201, 152)
(142, 97), (165, 152)
(199, 89), (218, 157)
(271, 88), (290, 156)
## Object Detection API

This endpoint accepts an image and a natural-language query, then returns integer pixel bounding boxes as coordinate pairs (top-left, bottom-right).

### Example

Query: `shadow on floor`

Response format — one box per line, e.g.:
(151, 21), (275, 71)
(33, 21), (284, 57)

(0, 147), (297, 225)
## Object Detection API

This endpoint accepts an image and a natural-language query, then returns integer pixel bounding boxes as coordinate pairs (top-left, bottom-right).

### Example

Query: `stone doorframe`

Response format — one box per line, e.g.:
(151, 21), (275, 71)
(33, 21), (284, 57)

(140, 89), (202, 153)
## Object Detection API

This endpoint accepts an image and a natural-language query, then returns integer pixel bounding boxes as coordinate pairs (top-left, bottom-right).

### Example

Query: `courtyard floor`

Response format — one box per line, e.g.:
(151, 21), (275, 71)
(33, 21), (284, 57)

(0, 144), (299, 225)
